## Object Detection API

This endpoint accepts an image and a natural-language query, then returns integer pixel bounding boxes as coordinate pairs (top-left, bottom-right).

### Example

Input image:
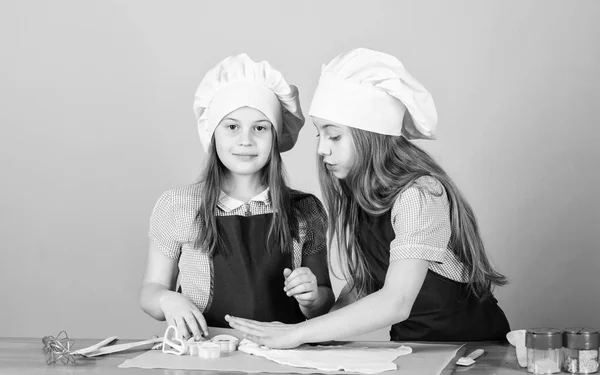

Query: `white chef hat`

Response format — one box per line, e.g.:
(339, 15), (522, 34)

(193, 54), (305, 153)
(309, 48), (437, 140)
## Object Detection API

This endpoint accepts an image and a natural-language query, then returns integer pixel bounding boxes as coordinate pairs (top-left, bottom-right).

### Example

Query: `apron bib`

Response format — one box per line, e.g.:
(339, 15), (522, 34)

(204, 197), (310, 327)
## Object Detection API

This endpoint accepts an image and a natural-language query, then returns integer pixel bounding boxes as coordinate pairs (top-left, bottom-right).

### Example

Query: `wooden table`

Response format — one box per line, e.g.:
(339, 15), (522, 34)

(0, 337), (527, 374)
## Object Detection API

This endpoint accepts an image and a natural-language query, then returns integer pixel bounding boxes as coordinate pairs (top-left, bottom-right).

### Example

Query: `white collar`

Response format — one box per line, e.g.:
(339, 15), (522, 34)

(217, 188), (270, 212)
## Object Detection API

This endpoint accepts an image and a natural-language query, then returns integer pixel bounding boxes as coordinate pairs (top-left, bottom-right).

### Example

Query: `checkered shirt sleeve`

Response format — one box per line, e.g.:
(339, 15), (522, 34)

(148, 190), (182, 259)
(389, 176), (468, 282)
(296, 194), (328, 257)
(148, 185), (211, 311)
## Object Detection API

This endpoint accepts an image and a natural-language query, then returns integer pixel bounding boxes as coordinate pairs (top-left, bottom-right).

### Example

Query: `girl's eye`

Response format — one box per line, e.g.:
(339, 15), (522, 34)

(227, 124), (238, 130)
(330, 135), (341, 141)
(255, 125), (266, 132)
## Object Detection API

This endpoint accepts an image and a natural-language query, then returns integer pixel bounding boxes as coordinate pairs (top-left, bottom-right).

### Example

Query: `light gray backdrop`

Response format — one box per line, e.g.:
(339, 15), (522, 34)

(1, 0), (599, 340)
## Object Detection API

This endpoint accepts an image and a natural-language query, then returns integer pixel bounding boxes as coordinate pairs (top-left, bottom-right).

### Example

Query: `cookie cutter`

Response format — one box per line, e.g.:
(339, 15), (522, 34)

(188, 341), (221, 358)
(161, 326), (240, 357)
(162, 325), (189, 356)
(210, 334), (239, 353)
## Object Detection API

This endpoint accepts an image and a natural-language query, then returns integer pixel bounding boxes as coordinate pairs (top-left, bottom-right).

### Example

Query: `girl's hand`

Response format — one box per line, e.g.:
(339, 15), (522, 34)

(283, 267), (318, 307)
(159, 291), (208, 340)
(225, 315), (303, 349)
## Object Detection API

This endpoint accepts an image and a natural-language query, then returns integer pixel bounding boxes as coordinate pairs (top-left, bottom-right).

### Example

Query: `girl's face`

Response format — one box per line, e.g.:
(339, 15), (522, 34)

(214, 107), (273, 178)
(313, 116), (355, 179)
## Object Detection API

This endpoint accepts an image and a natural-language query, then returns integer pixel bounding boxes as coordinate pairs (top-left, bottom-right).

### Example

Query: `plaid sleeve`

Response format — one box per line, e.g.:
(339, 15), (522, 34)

(148, 190), (182, 259)
(389, 177), (451, 263)
(300, 196), (328, 257)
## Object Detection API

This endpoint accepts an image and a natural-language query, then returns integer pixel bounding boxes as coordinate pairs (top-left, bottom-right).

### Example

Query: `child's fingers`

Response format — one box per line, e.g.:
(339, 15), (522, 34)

(284, 267), (310, 284)
(285, 283), (315, 297)
(175, 316), (191, 340)
(192, 309), (209, 337)
(225, 315), (271, 328)
(293, 291), (316, 301)
(166, 317), (180, 334)
(285, 271), (312, 286)
(283, 268), (292, 278)
(228, 320), (267, 338)
(184, 313), (203, 341)
(284, 274), (315, 292)
(285, 269), (316, 288)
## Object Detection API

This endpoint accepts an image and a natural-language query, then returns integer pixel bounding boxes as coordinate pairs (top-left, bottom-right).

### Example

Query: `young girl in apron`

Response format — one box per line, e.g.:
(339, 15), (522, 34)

(226, 48), (510, 348)
(140, 54), (334, 341)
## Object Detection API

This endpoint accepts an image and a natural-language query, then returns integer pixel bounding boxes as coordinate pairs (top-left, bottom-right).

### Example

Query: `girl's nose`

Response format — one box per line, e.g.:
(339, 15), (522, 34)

(317, 140), (332, 156)
(238, 129), (254, 146)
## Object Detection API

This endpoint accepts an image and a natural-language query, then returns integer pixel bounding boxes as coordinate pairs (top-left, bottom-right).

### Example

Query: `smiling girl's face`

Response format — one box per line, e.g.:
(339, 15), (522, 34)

(214, 106), (273, 178)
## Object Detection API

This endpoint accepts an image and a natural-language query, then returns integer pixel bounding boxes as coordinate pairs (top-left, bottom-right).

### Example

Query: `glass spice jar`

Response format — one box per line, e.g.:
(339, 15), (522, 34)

(526, 328), (563, 374)
(563, 328), (599, 374)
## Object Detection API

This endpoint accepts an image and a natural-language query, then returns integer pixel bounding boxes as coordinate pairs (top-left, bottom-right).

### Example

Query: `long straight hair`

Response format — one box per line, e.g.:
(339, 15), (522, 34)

(194, 129), (302, 256)
(319, 127), (507, 299)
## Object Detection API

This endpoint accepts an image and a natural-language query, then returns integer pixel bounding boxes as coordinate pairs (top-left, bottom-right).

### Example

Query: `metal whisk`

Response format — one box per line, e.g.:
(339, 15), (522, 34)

(42, 331), (76, 365)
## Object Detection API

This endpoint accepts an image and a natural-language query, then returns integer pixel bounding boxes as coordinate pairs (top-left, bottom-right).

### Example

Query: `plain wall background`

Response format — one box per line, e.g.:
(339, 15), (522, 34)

(1, 0), (599, 340)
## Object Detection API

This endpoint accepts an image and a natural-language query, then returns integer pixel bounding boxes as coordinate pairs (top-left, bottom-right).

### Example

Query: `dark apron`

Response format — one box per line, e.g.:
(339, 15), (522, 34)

(358, 209), (510, 341)
(203, 201), (308, 327)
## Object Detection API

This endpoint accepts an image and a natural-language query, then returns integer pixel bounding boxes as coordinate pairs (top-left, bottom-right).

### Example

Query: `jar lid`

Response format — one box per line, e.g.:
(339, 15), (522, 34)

(526, 328), (563, 349)
(563, 328), (599, 350)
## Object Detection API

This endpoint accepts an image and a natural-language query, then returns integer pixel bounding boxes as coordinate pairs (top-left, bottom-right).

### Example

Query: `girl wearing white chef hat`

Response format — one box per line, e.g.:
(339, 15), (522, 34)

(227, 48), (510, 347)
(141, 54), (334, 341)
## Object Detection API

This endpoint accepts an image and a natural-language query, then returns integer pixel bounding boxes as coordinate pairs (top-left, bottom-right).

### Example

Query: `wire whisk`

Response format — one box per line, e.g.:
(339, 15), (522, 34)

(42, 331), (76, 365)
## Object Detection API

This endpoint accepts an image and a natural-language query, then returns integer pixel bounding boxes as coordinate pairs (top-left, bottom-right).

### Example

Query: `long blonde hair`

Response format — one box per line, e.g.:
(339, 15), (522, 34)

(319, 127), (507, 299)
